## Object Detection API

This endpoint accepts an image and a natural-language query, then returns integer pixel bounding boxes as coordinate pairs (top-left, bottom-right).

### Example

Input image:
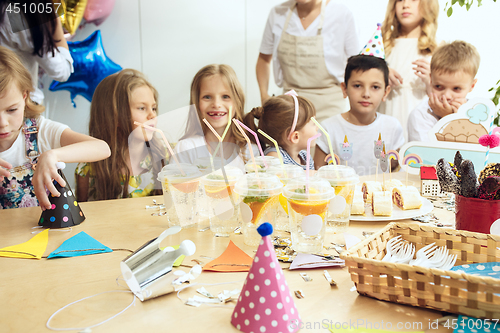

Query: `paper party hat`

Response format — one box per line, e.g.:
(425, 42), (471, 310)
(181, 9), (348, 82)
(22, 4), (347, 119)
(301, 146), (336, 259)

(39, 169), (85, 228)
(360, 23), (385, 59)
(47, 231), (112, 259)
(231, 223), (301, 333)
(0, 229), (49, 259)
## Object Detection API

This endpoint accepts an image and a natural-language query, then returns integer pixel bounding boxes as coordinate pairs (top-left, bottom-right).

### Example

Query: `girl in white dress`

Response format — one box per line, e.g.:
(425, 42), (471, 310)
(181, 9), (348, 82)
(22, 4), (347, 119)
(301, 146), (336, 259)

(379, 0), (439, 140)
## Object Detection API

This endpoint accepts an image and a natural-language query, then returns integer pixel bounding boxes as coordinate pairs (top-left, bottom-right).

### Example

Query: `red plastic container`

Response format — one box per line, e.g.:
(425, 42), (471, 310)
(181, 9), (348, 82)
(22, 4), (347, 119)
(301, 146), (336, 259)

(455, 195), (500, 233)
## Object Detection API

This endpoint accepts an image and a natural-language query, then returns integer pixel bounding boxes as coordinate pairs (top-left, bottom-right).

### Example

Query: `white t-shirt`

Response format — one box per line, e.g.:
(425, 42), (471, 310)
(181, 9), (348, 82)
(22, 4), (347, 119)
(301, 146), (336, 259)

(172, 136), (259, 171)
(0, 13), (74, 104)
(316, 113), (405, 176)
(259, 0), (360, 86)
(378, 38), (431, 141)
(0, 116), (68, 167)
(407, 97), (440, 142)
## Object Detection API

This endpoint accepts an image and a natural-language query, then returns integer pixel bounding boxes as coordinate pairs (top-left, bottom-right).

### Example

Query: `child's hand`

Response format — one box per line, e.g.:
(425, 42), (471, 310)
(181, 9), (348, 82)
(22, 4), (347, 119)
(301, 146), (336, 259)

(429, 93), (466, 119)
(388, 67), (403, 88)
(0, 158), (12, 178)
(32, 150), (66, 210)
(412, 59), (431, 88)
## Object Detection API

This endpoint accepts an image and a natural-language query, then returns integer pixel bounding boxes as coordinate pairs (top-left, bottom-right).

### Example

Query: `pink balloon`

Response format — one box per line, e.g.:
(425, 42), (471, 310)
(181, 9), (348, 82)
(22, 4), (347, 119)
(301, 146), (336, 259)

(84, 0), (116, 26)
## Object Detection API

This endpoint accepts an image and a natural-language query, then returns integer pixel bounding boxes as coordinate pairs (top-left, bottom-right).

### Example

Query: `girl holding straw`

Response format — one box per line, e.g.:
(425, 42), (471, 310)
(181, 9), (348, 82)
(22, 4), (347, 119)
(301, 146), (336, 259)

(75, 69), (166, 201)
(243, 91), (318, 170)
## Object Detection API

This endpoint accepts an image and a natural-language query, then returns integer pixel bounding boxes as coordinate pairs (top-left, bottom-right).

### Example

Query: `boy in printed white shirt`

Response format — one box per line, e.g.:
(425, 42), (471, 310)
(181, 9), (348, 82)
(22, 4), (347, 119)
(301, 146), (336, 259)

(314, 55), (404, 176)
(407, 41), (479, 142)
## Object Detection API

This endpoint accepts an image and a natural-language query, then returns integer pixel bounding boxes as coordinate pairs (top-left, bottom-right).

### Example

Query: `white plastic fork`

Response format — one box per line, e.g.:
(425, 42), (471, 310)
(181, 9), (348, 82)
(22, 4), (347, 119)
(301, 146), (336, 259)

(391, 243), (415, 264)
(409, 243), (437, 266)
(426, 246), (449, 268)
(382, 235), (403, 261)
(439, 254), (458, 271)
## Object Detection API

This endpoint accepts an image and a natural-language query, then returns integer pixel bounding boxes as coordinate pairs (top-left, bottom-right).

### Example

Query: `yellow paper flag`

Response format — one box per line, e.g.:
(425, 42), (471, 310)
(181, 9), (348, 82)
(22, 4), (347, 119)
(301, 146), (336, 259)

(0, 229), (49, 260)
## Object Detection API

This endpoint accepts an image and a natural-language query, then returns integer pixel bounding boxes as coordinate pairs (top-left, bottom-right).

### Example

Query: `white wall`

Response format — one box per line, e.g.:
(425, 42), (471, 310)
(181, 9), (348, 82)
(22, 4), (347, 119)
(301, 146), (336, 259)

(41, 0), (500, 189)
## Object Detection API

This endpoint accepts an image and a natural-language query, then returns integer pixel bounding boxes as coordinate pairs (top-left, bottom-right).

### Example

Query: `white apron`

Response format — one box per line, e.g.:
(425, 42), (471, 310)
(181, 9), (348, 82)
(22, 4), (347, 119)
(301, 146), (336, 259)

(277, 0), (345, 123)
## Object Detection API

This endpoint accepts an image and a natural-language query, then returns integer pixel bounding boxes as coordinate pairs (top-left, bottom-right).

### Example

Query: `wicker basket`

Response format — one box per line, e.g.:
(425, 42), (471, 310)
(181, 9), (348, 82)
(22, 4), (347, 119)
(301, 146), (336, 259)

(340, 222), (500, 319)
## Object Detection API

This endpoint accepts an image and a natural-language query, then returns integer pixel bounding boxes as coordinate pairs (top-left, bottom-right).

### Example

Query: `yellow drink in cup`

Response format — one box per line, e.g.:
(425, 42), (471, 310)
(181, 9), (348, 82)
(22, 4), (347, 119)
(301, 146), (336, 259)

(234, 173), (283, 246)
(283, 177), (335, 253)
(201, 166), (243, 237)
(316, 165), (359, 234)
(266, 165), (305, 232)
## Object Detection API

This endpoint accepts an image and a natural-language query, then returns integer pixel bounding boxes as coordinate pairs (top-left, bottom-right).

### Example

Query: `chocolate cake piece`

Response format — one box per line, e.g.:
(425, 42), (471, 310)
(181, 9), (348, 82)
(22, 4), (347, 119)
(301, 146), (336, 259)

(436, 158), (460, 194)
(459, 160), (479, 198)
(454, 151), (463, 171)
(478, 176), (500, 200)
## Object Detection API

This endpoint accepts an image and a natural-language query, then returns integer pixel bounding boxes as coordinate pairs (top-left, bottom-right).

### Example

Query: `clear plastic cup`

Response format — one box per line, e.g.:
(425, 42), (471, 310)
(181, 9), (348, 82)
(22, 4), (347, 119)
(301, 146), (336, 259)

(194, 157), (225, 230)
(164, 164), (202, 228)
(244, 156), (281, 173)
(157, 164), (194, 226)
(234, 173), (283, 246)
(266, 165), (305, 232)
(201, 166), (244, 237)
(316, 165), (359, 234)
(283, 177), (335, 254)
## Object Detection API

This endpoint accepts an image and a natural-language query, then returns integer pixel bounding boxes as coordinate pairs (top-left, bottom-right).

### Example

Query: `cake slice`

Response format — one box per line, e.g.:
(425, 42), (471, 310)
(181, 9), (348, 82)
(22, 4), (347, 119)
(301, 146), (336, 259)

(382, 179), (403, 193)
(372, 191), (392, 216)
(362, 181), (382, 204)
(392, 186), (422, 210)
(350, 189), (365, 215)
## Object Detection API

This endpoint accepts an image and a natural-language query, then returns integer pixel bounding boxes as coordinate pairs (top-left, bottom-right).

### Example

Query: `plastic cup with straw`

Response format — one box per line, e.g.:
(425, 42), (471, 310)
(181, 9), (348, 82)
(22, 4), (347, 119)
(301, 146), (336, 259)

(257, 129), (286, 178)
(234, 119), (268, 169)
(306, 133), (321, 194)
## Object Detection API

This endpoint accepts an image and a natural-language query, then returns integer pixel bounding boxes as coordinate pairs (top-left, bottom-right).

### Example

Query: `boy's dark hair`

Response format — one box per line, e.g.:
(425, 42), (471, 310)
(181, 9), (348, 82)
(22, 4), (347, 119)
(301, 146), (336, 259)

(344, 55), (389, 87)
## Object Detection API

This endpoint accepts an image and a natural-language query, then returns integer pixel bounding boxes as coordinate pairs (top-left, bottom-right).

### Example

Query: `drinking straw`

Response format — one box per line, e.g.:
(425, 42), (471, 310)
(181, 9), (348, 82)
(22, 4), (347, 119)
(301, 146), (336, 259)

(202, 119), (218, 172)
(485, 113), (495, 167)
(212, 106), (232, 160)
(234, 119), (268, 168)
(134, 121), (184, 175)
(257, 129), (286, 178)
(306, 133), (321, 195)
(311, 117), (336, 165)
(232, 119), (259, 176)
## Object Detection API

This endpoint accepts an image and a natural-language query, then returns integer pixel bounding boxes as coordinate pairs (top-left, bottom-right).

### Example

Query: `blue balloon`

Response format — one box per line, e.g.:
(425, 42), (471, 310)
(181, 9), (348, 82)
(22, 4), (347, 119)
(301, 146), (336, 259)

(49, 30), (122, 107)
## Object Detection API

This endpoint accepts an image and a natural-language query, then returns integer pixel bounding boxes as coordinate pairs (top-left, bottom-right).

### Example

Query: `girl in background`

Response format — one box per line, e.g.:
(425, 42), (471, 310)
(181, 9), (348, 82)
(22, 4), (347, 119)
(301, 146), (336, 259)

(243, 93), (317, 170)
(76, 69), (166, 201)
(0, 46), (109, 210)
(174, 64), (256, 169)
(379, 0), (439, 140)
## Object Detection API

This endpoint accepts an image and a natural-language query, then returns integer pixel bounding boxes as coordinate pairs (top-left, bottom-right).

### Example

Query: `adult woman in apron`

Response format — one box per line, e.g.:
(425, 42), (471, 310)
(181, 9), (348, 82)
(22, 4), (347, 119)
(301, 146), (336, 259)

(256, 0), (360, 123)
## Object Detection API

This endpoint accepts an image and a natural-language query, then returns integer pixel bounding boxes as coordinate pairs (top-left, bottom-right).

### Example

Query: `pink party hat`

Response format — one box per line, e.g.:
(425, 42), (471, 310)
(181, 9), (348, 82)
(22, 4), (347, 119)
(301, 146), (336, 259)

(360, 23), (385, 59)
(231, 223), (301, 333)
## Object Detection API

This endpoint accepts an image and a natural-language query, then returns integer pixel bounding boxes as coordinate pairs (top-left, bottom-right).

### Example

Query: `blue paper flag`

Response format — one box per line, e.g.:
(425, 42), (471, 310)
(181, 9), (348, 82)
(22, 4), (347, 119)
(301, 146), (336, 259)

(48, 231), (112, 259)
(453, 315), (499, 333)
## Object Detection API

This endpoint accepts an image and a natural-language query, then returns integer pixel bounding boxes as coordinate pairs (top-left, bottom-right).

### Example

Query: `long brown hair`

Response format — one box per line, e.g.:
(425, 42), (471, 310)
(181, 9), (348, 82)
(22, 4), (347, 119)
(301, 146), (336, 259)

(0, 46), (44, 117)
(382, 0), (439, 56)
(189, 64), (247, 153)
(88, 69), (163, 200)
(243, 95), (316, 150)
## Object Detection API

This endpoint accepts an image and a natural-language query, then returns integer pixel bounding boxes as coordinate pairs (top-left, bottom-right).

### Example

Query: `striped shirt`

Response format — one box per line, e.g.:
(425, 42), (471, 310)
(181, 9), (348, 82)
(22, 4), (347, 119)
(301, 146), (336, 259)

(263, 146), (314, 170)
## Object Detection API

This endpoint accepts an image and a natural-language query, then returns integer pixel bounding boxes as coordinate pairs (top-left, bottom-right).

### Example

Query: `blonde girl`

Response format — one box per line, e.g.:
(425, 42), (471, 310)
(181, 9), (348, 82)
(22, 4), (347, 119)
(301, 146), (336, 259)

(243, 93), (317, 170)
(76, 69), (165, 201)
(0, 46), (110, 210)
(379, 0), (439, 140)
(174, 64), (255, 168)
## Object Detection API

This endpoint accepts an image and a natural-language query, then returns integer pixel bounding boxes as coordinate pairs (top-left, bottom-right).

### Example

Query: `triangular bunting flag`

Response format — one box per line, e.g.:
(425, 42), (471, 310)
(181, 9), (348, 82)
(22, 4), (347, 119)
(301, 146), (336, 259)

(48, 231), (112, 259)
(0, 229), (49, 259)
(203, 240), (253, 272)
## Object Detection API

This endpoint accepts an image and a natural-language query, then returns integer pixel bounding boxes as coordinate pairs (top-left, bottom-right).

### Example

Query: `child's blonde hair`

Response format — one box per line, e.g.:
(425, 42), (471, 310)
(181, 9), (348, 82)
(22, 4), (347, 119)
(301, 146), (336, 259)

(431, 40), (480, 77)
(88, 69), (163, 200)
(189, 64), (246, 151)
(243, 95), (316, 149)
(0, 46), (44, 117)
(382, 0), (439, 56)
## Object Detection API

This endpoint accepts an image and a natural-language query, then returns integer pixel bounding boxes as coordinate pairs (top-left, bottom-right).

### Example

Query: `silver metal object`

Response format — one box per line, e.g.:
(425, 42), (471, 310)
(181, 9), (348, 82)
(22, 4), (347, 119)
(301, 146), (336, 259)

(120, 226), (196, 301)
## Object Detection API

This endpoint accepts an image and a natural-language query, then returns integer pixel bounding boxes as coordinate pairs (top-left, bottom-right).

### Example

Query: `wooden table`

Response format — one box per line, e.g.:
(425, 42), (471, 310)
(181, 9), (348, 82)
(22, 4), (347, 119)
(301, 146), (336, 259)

(0, 173), (454, 333)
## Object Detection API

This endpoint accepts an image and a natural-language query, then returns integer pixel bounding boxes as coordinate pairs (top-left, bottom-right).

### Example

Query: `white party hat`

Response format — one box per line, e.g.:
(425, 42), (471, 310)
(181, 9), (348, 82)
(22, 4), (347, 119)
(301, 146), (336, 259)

(231, 223), (301, 333)
(360, 23), (385, 59)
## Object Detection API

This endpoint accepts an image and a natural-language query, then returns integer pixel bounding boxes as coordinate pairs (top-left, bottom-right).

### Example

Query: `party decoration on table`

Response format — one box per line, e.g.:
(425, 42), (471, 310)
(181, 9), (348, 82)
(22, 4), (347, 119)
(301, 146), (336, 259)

(60, 0), (88, 35)
(38, 166), (85, 229)
(49, 30), (122, 107)
(120, 226), (199, 301)
(360, 23), (385, 59)
(0, 229), (48, 259)
(386, 149), (399, 180)
(402, 153), (422, 186)
(379, 144), (388, 173)
(289, 253), (344, 270)
(203, 240), (253, 272)
(420, 165), (445, 197)
(47, 231), (112, 259)
(374, 134), (384, 159)
(311, 117), (336, 165)
(84, 0), (116, 26)
(479, 111), (500, 166)
(231, 223), (301, 333)
(339, 135), (353, 165)
(325, 153), (340, 166)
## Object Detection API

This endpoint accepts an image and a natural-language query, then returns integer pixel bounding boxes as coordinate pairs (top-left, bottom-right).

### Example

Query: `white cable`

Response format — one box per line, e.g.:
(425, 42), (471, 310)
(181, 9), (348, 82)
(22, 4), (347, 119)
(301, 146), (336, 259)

(31, 226), (72, 234)
(46, 290), (136, 331)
